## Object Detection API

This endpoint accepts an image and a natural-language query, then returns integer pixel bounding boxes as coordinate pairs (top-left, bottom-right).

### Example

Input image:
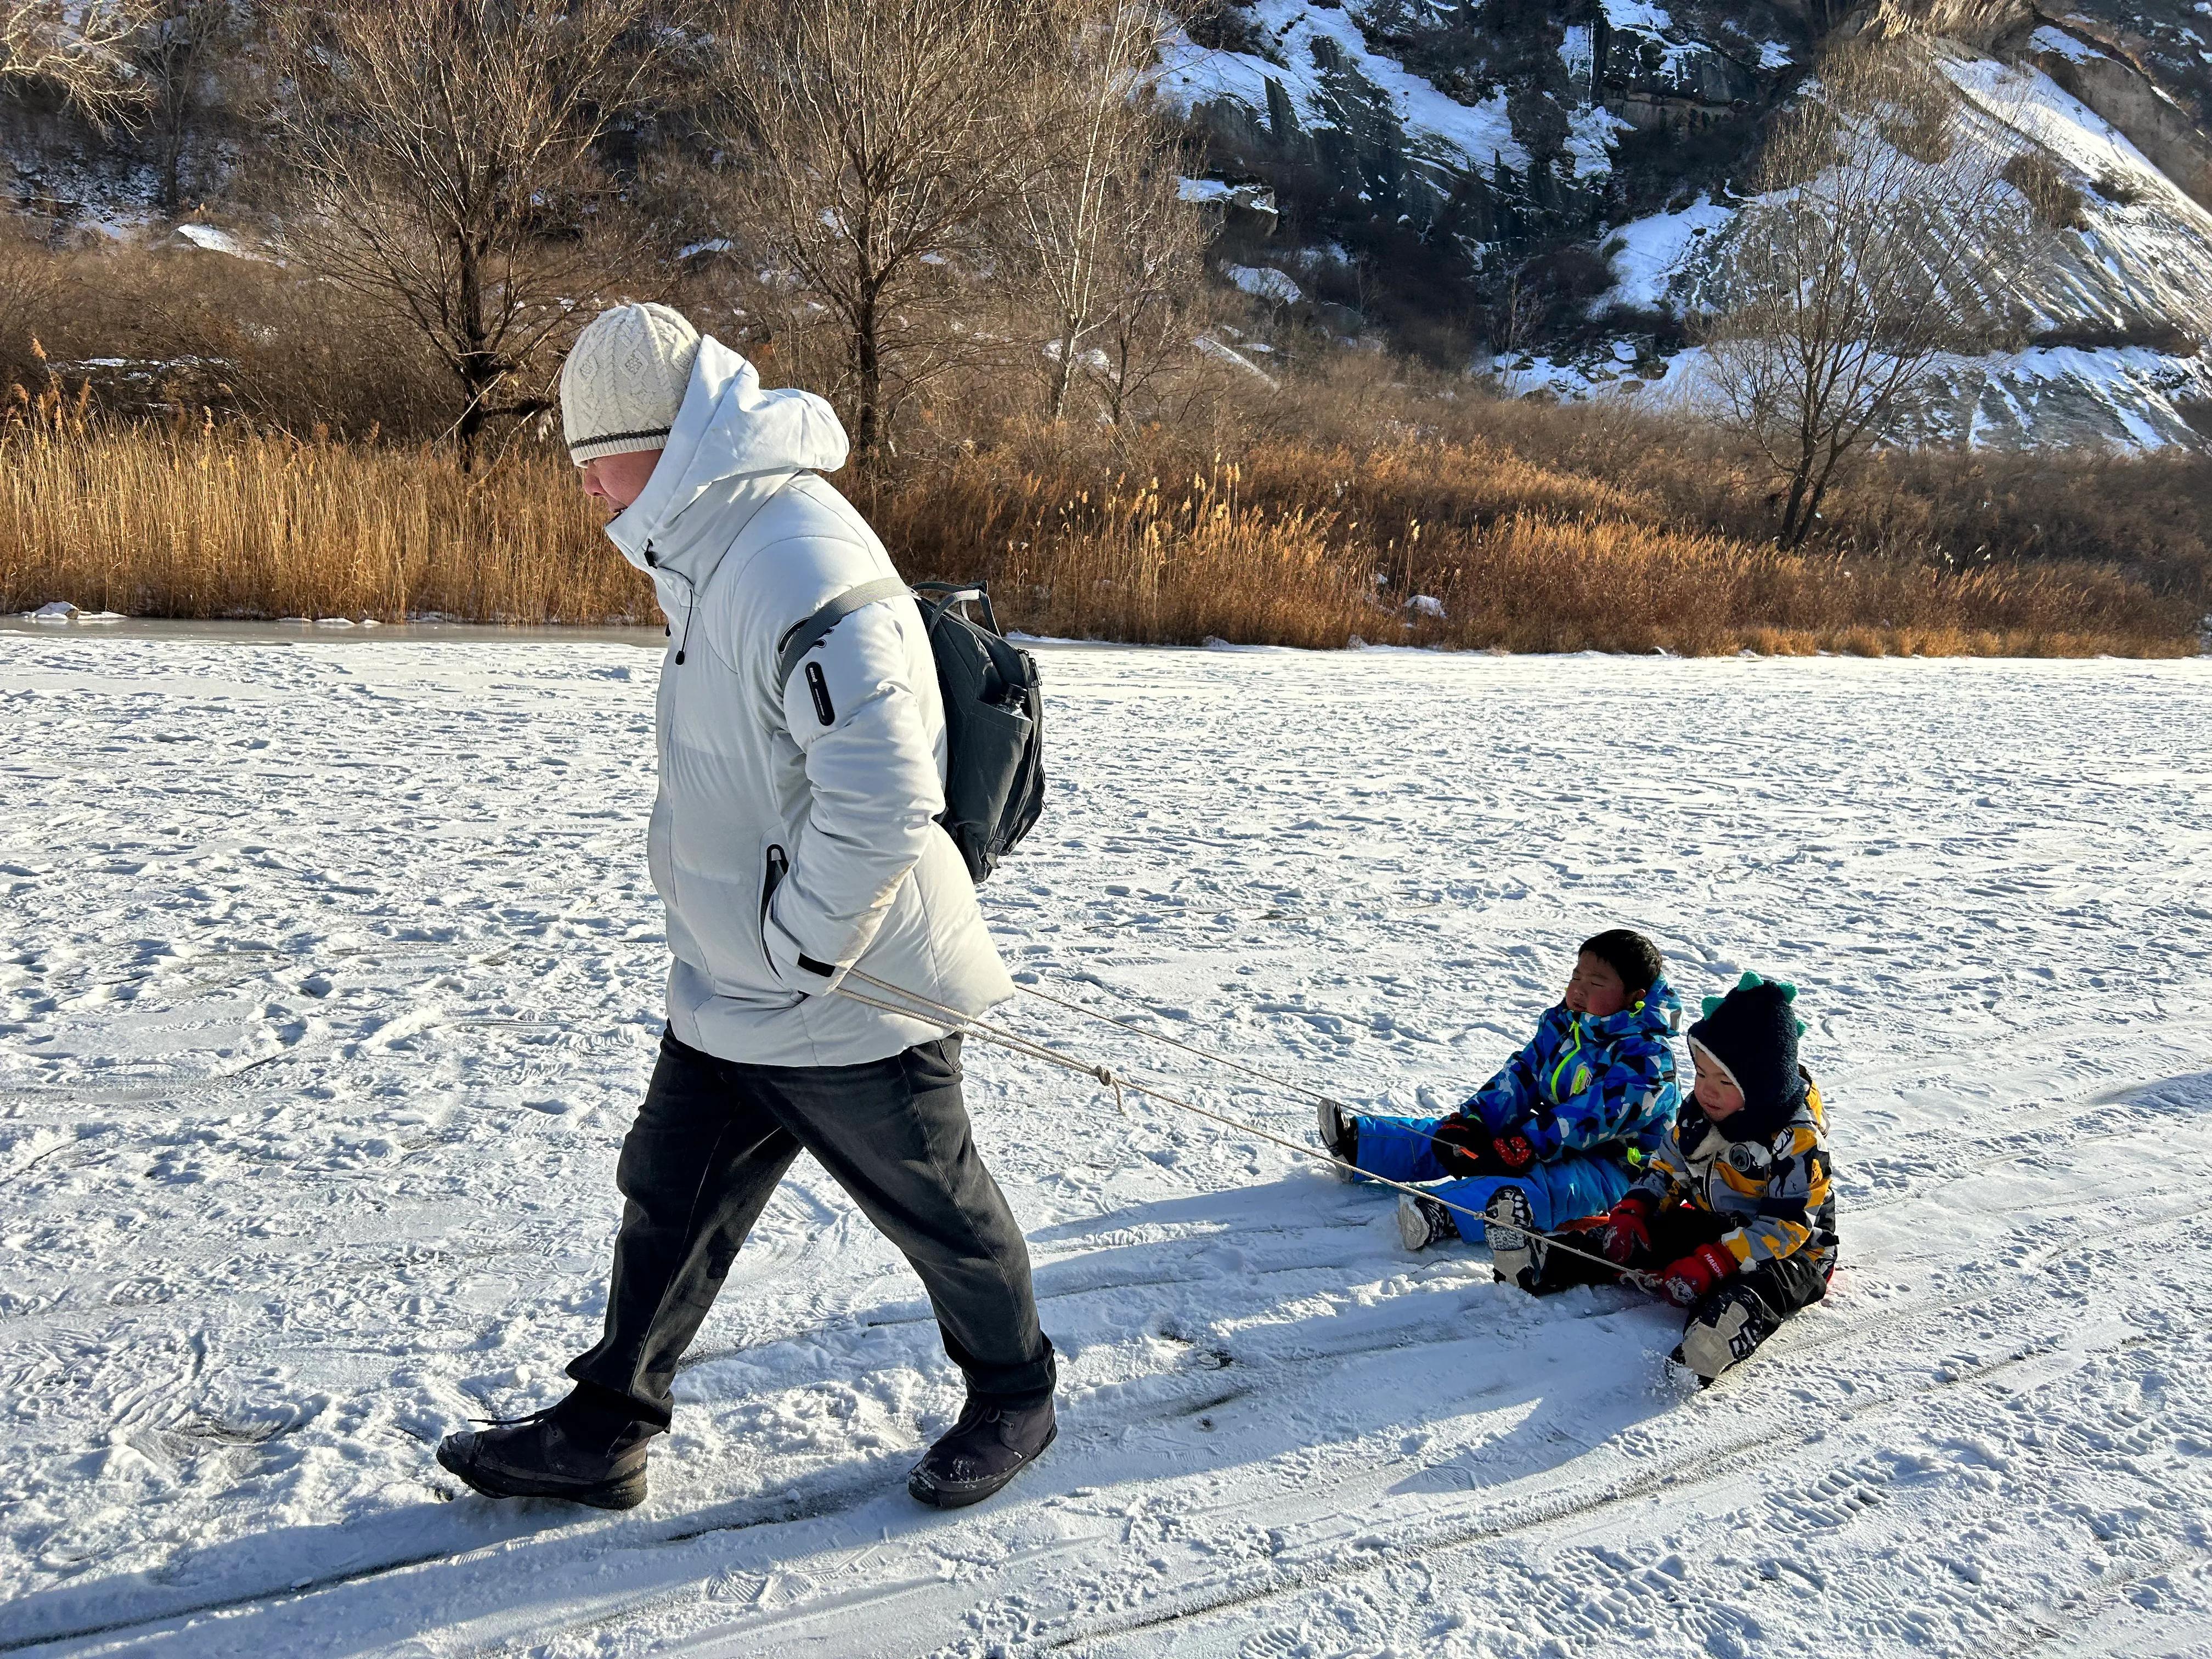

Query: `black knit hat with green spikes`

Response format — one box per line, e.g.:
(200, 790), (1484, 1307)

(1686, 972), (1808, 1137)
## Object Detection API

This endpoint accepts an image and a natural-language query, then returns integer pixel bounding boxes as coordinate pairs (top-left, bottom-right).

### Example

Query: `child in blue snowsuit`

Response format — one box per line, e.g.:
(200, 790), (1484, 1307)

(1318, 930), (1680, 1250)
(1483, 972), (1837, 1385)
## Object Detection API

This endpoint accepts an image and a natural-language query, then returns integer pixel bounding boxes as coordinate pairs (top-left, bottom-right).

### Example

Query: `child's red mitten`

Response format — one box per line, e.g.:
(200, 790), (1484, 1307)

(1658, 1242), (1738, 1307)
(1598, 1194), (1654, 1263)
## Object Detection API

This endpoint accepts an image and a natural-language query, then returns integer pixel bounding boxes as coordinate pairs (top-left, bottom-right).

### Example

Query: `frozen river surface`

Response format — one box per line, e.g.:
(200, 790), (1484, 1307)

(3, 633), (2210, 1657)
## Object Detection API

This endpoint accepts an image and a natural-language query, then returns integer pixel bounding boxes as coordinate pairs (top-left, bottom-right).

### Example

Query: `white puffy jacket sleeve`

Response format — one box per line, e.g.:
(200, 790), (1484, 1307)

(761, 595), (944, 991)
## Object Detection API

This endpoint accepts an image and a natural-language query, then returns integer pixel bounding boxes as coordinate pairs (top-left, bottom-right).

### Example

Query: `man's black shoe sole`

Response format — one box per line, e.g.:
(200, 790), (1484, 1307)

(436, 1438), (648, 1511)
(907, 1421), (1058, 1510)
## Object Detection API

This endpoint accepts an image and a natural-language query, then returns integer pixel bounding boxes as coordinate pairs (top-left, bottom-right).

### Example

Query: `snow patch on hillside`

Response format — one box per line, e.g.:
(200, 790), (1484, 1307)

(1523, 338), (2212, 448)
(171, 223), (256, 258)
(1158, 3), (1527, 175)
(1223, 261), (1304, 303)
(1936, 342), (2212, 447)
(2029, 24), (2107, 64)
(1602, 195), (1736, 309)
(1554, 57), (2212, 447)
(1947, 55), (2212, 337)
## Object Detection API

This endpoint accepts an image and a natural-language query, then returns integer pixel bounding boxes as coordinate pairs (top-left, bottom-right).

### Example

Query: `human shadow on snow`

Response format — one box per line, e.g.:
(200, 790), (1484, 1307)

(5, 1173), (1689, 1657)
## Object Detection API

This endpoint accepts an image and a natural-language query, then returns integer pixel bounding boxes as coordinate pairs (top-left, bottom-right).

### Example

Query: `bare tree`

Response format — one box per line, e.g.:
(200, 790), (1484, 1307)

(1015, 0), (1188, 422)
(138, 0), (241, 216)
(1700, 37), (2037, 548)
(270, 0), (678, 454)
(712, 0), (1051, 463)
(1489, 270), (1545, 365)
(1081, 151), (1204, 427)
(1, 0), (153, 123)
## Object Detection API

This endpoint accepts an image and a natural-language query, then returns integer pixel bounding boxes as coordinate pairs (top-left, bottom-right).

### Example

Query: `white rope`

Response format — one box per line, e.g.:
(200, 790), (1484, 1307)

(837, 968), (1643, 1283)
(1015, 972), (1540, 1170)
(1014, 976), (1358, 1113)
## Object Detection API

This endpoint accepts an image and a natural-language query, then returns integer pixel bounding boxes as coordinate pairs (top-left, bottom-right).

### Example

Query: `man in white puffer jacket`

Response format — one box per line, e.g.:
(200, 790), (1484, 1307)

(437, 304), (1056, 1513)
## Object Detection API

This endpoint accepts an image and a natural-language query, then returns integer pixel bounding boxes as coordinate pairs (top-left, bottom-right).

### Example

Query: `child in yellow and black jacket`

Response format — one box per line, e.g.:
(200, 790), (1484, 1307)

(1483, 973), (1837, 1385)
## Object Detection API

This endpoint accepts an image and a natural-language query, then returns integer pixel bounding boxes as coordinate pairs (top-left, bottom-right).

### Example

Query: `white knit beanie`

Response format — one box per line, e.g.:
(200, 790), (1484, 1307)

(560, 302), (702, 465)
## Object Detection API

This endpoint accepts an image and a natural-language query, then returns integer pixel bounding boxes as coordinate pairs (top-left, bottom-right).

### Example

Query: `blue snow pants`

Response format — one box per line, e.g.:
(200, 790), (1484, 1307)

(1351, 1114), (1640, 1243)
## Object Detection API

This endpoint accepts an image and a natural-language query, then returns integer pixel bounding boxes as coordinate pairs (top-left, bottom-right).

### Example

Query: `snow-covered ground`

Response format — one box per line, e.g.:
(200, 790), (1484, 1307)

(5, 631), (2212, 1657)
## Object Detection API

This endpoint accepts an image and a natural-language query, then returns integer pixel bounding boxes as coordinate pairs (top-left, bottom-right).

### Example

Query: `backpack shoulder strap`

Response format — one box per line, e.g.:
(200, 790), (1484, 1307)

(774, 576), (910, 687)
(910, 580), (999, 635)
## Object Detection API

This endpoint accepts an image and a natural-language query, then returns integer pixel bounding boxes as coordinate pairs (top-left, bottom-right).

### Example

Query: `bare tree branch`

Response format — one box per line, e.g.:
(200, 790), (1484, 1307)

(1, 0), (156, 126)
(136, 0), (242, 216)
(269, 0), (682, 456)
(1013, 0), (1194, 423)
(1700, 37), (2044, 547)
(710, 0), (1057, 462)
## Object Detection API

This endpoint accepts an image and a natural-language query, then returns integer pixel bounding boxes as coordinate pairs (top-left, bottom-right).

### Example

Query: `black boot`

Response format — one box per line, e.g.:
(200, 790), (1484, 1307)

(907, 1396), (1057, 1509)
(436, 1392), (654, 1510)
(1316, 1101), (1358, 1173)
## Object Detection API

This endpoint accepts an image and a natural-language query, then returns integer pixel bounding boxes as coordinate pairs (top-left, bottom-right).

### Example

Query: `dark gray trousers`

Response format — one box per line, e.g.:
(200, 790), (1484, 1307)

(567, 1030), (1054, 1429)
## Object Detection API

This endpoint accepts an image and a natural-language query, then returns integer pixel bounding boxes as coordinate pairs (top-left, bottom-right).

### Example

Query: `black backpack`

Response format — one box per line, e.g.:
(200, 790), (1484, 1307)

(775, 578), (1045, 883)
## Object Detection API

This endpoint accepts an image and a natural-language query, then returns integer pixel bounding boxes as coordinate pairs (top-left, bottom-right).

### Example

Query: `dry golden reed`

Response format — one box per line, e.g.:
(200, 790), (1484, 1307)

(0, 418), (645, 624)
(1, 411), (2193, 656)
(873, 438), (2195, 658)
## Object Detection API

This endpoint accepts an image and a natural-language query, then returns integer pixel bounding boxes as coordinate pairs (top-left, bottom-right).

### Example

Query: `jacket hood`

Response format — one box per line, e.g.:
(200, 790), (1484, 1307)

(1562, 974), (1680, 1045)
(604, 336), (849, 584)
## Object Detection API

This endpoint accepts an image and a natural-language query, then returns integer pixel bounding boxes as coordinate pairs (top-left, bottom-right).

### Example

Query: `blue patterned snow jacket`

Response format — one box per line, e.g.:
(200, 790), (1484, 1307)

(1351, 979), (1683, 1239)
(1462, 976), (1683, 1160)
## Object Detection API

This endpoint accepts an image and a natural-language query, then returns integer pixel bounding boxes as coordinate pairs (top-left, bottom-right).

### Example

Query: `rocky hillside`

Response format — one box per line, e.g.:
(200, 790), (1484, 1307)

(7, 0), (2210, 448)
(1164, 0), (2212, 445)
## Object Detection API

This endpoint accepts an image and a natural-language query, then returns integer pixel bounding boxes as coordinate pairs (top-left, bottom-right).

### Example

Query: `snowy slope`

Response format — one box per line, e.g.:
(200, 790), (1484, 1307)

(1166, 3), (2212, 448)
(4, 630), (2212, 1656)
(1560, 53), (2212, 447)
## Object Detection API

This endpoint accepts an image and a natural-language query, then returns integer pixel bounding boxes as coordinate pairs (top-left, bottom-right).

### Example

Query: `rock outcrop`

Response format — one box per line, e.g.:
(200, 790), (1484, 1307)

(1165, 0), (2212, 445)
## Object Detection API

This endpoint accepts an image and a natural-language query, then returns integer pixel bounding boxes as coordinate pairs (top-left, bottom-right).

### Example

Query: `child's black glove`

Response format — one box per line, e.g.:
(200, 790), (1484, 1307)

(1432, 1118), (1538, 1178)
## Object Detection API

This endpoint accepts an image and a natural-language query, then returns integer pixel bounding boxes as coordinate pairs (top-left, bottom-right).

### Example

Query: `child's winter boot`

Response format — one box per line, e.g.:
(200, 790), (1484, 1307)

(1316, 1101), (1358, 1175)
(1397, 1192), (1455, 1251)
(1671, 1280), (1780, 1385)
(1483, 1188), (1548, 1291)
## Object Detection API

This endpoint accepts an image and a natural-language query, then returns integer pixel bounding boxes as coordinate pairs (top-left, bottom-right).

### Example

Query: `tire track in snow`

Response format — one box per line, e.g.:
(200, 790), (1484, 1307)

(700, 1311), (2177, 1659)
(659, 1197), (2212, 1655)
(23, 1186), (2186, 1659)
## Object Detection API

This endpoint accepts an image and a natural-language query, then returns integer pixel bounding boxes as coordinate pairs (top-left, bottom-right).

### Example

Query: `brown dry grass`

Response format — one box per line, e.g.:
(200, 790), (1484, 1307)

(0, 413), (641, 623)
(873, 438), (2196, 656)
(1, 400), (2195, 656)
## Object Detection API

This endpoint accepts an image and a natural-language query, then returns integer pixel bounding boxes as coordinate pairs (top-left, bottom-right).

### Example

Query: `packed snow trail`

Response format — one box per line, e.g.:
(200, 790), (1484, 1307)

(2, 629), (2210, 1657)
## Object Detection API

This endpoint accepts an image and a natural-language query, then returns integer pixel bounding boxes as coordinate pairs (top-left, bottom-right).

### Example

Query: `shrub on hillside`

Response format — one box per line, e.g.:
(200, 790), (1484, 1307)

(1, 240), (455, 438)
(2003, 153), (2087, 232)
